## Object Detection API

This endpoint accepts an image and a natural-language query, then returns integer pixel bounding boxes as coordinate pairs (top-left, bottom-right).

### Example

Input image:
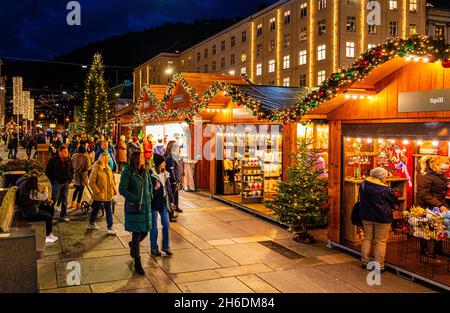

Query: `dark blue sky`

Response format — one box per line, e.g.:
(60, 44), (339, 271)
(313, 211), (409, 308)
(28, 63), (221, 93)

(0, 0), (277, 60)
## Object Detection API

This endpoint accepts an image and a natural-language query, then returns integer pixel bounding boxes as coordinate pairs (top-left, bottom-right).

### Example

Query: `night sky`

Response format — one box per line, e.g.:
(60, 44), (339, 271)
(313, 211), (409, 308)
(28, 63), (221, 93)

(0, 0), (277, 60)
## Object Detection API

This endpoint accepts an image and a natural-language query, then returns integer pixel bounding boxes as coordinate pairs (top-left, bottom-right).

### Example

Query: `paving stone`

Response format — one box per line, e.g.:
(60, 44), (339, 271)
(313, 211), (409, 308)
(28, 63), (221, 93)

(155, 248), (221, 274)
(215, 263), (273, 277)
(90, 277), (152, 293)
(230, 235), (273, 244)
(177, 277), (254, 293)
(316, 253), (358, 265)
(82, 248), (130, 259)
(264, 257), (327, 271)
(170, 270), (222, 284)
(230, 220), (292, 239)
(237, 274), (280, 293)
(115, 287), (157, 293)
(176, 212), (223, 225)
(257, 267), (362, 293)
(206, 239), (236, 246)
(215, 243), (292, 265)
(183, 222), (252, 241)
(144, 267), (181, 293)
(41, 285), (92, 293)
(202, 249), (239, 267)
(38, 262), (57, 291)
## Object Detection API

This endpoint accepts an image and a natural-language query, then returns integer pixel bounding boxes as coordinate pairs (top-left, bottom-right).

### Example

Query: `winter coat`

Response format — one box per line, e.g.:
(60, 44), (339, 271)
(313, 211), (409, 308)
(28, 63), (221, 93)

(119, 165), (153, 232)
(166, 154), (181, 184)
(150, 168), (174, 212)
(45, 155), (73, 185)
(359, 177), (397, 224)
(117, 141), (127, 163)
(8, 137), (18, 149)
(94, 148), (116, 172)
(15, 176), (48, 217)
(71, 152), (91, 186)
(143, 140), (153, 160)
(88, 162), (117, 201)
(416, 166), (448, 209)
(126, 142), (141, 160)
(152, 143), (165, 156)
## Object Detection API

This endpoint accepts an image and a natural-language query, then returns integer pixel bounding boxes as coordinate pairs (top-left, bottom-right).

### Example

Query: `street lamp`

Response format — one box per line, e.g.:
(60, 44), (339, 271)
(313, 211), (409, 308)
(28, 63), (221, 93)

(165, 67), (173, 75)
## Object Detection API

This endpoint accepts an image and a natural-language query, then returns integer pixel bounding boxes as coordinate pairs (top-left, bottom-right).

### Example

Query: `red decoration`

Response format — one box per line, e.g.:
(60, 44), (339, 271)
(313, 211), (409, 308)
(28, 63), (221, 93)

(442, 59), (450, 68)
(428, 55), (436, 63)
(317, 91), (324, 98)
(373, 49), (383, 57)
(358, 60), (369, 68)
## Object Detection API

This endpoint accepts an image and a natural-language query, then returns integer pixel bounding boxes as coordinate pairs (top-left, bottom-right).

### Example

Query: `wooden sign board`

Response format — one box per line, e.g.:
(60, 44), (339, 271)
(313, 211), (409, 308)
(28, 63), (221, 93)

(398, 88), (450, 112)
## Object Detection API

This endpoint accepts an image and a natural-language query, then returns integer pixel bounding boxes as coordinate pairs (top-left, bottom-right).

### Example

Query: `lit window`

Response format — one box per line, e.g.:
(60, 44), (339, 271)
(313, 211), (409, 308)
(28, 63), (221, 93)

(241, 53), (247, 62)
(257, 24), (263, 36)
(346, 41), (355, 58)
(300, 27), (307, 42)
(269, 60), (276, 73)
(346, 16), (356, 32)
(368, 44), (377, 50)
(283, 33), (291, 48)
(318, 19), (326, 35)
(368, 25), (377, 35)
(317, 44), (326, 61)
(241, 67), (246, 74)
(436, 25), (445, 38)
(228, 70), (235, 75)
(389, 21), (398, 36)
(299, 50), (307, 65)
(283, 55), (290, 69)
(300, 3), (307, 17)
(389, 0), (398, 10)
(284, 11), (291, 24)
(270, 18), (276, 31)
(409, 24), (417, 35)
(283, 77), (290, 86)
(256, 63), (262, 76)
(410, 0), (417, 13)
(318, 0), (327, 10)
(318, 70), (326, 85)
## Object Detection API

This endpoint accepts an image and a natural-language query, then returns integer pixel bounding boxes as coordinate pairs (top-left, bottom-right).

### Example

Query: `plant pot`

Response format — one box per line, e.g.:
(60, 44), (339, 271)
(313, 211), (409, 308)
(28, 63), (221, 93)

(293, 232), (316, 244)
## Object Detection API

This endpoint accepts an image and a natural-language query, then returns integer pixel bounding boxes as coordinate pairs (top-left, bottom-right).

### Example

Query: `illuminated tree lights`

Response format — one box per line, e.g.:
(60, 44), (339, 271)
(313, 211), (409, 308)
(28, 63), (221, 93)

(81, 53), (112, 134)
(132, 36), (450, 125)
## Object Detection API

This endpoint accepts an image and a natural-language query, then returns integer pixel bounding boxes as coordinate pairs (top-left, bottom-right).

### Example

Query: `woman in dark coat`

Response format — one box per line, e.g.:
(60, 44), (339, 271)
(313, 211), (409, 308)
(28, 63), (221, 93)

(416, 155), (450, 257)
(119, 151), (153, 275)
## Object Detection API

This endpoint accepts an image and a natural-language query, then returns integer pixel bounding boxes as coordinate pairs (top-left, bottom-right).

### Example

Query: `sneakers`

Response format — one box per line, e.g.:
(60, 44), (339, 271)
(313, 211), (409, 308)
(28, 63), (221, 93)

(87, 223), (100, 230)
(45, 234), (59, 243)
(151, 250), (162, 256)
(60, 217), (70, 222)
(107, 228), (117, 236)
(162, 249), (173, 256)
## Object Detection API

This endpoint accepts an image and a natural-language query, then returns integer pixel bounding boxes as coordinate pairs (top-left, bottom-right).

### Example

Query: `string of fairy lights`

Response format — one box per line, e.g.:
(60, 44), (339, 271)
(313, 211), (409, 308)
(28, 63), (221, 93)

(132, 36), (450, 126)
(12, 77), (35, 129)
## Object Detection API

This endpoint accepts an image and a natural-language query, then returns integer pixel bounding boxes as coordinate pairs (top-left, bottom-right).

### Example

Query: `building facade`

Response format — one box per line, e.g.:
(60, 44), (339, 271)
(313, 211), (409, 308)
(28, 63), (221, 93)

(0, 60), (6, 127)
(134, 0), (428, 100)
(426, 1), (450, 45)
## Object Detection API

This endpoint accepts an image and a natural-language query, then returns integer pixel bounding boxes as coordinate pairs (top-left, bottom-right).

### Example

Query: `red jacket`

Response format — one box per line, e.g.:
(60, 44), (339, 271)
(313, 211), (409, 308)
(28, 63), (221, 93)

(143, 140), (153, 159)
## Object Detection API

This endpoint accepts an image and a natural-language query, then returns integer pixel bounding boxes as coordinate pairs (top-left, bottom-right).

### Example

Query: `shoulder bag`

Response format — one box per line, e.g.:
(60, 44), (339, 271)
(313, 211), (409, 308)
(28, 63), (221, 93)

(124, 174), (144, 214)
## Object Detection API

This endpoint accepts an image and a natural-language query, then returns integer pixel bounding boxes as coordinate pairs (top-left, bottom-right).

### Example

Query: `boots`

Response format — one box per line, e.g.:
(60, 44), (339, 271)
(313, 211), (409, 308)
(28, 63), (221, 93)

(134, 257), (145, 275)
(128, 241), (134, 258)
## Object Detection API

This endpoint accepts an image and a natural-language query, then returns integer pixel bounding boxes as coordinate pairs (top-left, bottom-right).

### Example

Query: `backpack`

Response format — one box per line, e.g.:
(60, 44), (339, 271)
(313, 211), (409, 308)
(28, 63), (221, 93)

(351, 181), (365, 227)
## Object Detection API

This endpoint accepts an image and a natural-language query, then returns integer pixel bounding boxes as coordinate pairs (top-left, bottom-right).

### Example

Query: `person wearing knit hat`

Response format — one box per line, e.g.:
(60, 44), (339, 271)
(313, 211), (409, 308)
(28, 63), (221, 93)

(359, 166), (397, 272)
(150, 152), (176, 256)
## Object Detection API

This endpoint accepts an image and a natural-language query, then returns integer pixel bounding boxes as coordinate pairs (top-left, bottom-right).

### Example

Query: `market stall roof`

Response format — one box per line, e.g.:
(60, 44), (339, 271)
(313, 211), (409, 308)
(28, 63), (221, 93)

(231, 84), (309, 111)
(179, 72), (248, 94)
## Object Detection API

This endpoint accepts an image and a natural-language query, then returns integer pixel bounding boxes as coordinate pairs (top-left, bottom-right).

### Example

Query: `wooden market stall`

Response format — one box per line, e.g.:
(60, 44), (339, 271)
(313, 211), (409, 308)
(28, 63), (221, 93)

(302, 38), (450, 290)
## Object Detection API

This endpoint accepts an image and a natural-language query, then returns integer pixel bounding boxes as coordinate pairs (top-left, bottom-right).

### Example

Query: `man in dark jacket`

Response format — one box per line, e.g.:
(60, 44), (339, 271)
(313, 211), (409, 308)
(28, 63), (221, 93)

(359, 167), (397, 272)
(166, 147), (183, 213)
(45, 145), (73, 222)
(49, 133), (62, 157)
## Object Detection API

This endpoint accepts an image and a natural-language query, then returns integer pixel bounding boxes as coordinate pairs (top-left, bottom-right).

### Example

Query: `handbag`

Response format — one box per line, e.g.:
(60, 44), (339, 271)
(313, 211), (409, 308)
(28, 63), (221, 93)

(124, 176), (144, 214)
(351, 181), (365, 226)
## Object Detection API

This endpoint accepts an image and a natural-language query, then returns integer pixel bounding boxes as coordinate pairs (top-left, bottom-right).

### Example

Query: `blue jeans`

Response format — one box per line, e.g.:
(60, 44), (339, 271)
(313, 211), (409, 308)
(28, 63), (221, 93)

(90, 201), (113, 229)
(52, 182), (69, 219)
(150, 207), (170, 252)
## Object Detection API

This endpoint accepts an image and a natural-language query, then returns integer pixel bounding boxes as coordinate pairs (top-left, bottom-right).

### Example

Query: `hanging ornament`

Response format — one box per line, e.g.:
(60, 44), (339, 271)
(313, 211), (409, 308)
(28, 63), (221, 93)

(373, 49), (383, 57)
(358, 60), (369, 68)
(317, 91), (324, 98)
(396, 49), (406, 57)
(442, 59), (450, 68)
(311, 102), (318, 108)
(405, 44), (414, 51)
(347, 70), (355, 78)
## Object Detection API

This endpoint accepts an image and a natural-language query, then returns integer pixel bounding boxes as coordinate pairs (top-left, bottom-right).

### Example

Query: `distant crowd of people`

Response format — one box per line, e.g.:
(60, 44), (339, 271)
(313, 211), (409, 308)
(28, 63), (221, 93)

(13, 130), (185, 276)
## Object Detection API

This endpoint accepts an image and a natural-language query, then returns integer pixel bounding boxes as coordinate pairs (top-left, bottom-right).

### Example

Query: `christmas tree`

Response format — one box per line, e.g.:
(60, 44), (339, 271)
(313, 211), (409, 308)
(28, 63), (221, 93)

(265, 138), (328, 242)
(81, 53), (111, 134)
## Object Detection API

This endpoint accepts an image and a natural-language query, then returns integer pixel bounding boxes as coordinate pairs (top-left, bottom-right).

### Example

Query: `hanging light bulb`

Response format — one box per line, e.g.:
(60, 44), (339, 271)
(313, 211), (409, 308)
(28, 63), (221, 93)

(432, 140), (439, 147)
(378, 138), (384, 144)
(402, 139), (409, 145)
(367, 138), (373, 143)
(416, 140), (423, 146)
(405, 56), (412, 62)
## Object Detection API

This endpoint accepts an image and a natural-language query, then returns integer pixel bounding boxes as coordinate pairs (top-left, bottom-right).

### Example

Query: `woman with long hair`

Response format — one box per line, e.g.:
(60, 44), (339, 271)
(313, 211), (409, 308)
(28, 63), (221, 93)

(119, 151), (153, 275)
(70, 145), (91, 210)
(16, 174), (58, 243)
(87, 153), (117, 235)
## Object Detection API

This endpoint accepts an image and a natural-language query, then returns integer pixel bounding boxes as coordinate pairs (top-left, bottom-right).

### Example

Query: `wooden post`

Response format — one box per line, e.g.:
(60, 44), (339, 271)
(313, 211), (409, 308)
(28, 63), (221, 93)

(282, 122), (297, 182)
(328, 120), (342, 243)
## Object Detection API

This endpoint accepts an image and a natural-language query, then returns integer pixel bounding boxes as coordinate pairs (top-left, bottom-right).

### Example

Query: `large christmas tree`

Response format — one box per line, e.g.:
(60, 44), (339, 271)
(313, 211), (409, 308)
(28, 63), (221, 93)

(81, 53), (111, 134)
(266, 138), (328, 241)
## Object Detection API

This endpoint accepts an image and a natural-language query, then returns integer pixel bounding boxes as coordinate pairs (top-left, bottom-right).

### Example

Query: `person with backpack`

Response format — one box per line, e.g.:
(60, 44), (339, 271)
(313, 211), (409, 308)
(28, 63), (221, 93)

(359, 167), (397, 272)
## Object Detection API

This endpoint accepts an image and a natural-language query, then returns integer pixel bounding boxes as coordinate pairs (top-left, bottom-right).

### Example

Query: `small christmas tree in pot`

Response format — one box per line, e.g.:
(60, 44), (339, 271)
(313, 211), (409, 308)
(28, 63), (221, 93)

(266, 138), (328, 244)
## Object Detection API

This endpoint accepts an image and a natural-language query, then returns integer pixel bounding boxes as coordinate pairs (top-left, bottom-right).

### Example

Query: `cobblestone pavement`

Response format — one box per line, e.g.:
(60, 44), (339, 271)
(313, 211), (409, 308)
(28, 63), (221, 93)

(1, 144), (436, 293)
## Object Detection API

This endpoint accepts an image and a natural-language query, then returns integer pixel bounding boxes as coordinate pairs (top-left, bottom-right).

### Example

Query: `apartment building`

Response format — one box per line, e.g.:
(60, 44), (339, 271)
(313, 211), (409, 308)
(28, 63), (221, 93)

(0, 60), (5, 127)
(426, 0), (450, 45)
(133, 0), (427, 101)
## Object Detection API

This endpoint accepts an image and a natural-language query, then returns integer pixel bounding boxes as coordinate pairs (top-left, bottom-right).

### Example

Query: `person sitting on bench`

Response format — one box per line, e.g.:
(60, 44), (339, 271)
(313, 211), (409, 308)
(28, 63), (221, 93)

(16, 174), (58, 244)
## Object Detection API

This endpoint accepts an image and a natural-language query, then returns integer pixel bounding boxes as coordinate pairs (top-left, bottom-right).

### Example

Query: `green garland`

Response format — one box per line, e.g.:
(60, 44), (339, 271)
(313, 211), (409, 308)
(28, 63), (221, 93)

(132, 36), (450, 125)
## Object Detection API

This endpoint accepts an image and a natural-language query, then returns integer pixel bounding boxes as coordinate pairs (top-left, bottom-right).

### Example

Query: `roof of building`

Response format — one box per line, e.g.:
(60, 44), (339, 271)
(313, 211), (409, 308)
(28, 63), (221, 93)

(232, 84), (309, 111)
(427, 0), (450, 10)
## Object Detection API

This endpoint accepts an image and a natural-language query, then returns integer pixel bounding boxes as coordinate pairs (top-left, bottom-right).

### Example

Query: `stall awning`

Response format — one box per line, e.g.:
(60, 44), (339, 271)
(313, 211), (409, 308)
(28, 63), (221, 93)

(231, 84), (310, 111)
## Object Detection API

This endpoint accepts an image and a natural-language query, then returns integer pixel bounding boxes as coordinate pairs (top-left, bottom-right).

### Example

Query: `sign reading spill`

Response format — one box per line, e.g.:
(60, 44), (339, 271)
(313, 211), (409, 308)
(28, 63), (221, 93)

(398, 88), (450, 112)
